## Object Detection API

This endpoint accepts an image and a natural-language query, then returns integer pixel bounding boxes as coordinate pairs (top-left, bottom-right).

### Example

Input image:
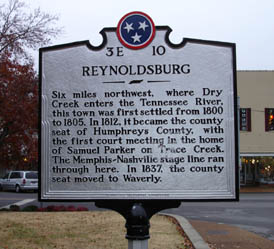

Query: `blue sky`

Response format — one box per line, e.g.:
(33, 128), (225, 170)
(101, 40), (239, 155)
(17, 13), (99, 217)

(24, 0), (274, 70)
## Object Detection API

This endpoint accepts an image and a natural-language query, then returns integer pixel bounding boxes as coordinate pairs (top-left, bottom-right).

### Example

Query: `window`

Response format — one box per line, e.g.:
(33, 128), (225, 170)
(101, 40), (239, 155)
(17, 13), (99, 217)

(26, 172), (38, 179)
(240, 108), (251, 131)
(3, 173), (9, 179)
(10, 172), (22, 179)
(265, 108), (274, 131)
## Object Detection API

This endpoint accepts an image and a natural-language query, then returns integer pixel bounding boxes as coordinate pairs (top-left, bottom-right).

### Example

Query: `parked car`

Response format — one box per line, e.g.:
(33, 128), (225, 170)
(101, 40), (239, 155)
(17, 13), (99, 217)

(0, 171), (38, 192)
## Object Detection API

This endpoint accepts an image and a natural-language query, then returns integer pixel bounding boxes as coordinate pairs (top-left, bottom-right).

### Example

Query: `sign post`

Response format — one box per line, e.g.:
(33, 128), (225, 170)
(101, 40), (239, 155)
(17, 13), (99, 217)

(95, 200), (180, 248)
(39, 11), (238, 247)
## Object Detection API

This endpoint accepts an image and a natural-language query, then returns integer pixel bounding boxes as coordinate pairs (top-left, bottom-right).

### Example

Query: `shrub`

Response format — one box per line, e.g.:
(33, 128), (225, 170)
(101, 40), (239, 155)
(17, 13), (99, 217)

(66, 205), (77, 212)
(46, 205), (56, 212)
(37, 207), (47, 212)
(36, 205), (89, 212)
(77, 207), (89, 211)
(22, 205), (38, 212)
(55, 205), (66, 211)
(0, 208), (10, 211)
(9, 205), (20, 211)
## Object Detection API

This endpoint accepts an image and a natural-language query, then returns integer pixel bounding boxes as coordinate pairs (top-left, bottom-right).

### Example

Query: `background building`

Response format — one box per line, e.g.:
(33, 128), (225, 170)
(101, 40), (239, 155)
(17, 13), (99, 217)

(238, 71), (274, 185)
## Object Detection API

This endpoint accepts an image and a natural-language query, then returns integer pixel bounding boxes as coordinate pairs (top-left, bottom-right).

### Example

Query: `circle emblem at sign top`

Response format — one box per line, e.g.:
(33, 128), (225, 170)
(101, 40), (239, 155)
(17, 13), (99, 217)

(117, 11), (156, 50)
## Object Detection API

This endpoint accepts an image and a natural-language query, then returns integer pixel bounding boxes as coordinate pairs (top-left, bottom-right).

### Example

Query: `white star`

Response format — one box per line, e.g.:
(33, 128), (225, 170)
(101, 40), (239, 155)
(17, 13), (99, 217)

(123, 22), (134, 33)
(131, 32), (142, 43)
(138, 21), (149, 31)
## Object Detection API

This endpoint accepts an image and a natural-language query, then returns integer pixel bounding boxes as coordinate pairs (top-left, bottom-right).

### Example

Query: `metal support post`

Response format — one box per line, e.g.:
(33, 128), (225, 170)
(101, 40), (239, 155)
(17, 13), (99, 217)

(128, 239), (148, 249)
(95, 200), (180, 249)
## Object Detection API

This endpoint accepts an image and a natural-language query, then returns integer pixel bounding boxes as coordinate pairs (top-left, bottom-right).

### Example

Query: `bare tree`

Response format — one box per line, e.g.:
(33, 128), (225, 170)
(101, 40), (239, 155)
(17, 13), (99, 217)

(0, 0), (62, 170)
(0, 0), (62, 59)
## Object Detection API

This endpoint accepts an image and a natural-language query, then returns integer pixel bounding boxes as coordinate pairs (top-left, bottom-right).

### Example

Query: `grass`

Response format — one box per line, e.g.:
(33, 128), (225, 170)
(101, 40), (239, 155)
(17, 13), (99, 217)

(0, 211), (189, 249)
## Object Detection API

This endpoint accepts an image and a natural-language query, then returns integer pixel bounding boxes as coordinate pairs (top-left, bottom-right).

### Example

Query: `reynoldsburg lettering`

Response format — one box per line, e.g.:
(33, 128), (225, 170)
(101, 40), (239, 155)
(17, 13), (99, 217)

(82, 64), (190, 76)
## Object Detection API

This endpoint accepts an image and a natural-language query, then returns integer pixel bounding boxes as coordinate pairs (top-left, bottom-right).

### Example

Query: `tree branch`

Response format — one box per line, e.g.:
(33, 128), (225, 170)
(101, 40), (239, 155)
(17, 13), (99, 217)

(0, 0), (62, 57)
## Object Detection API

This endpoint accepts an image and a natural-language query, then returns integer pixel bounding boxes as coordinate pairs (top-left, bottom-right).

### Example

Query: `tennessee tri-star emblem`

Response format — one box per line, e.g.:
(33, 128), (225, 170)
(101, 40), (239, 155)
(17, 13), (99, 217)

(117, 11), (155, 49)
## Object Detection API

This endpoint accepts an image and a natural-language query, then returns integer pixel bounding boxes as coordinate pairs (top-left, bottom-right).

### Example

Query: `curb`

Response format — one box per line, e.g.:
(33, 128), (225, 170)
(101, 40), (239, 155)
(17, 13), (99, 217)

(0, 199), (35, 210)
(161, 213), (210, 249)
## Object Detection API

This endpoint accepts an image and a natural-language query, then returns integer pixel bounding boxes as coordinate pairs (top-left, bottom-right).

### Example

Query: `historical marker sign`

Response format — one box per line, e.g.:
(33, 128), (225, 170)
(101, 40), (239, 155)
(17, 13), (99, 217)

(39, 12), (238, 201)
